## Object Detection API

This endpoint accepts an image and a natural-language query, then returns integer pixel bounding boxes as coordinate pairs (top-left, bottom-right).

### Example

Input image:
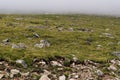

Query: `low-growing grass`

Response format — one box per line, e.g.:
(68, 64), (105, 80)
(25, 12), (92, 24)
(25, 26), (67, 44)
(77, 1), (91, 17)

(0, 14), (120, 64)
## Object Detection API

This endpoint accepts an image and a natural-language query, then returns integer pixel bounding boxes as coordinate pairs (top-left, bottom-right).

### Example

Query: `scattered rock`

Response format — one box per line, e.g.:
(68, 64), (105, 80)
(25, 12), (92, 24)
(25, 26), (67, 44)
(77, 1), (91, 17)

(68, 28), (74, 32)
(2, 38), (10, 44)
(0, 58), (119, 80)
(0, 74), (4, 79)
(43, 70), (51, 75)
(34, 43), (43, 48)
(111, 52), (120, 59)
(59, 75), (66, 80)
(20, 72), (29, 77)
(72, 55), (78, 62)
(34, 40), (50, 48)
(58, 27), (63, 32)
(77, 28), (93, 32)
(16, 59), (27, 68)
(39, 75), (51, 80)
(102, 33), (113, 38)
(39, 60), (46, 66)
(11, 44), (19, 49)
(10, 69), (20, 78)
(96, 70), (103, 77)
(108, 64), (117, 71)
(116, 60), (120, 66)
(110, 59), (116, 64)
(117, 42), (120, 45)
(18, 43), (26, 49)
(33, 33), (40, 38)
(12, 43), (26, 49)
(50, 61), (62, 67)
(69, 78), (77, 80)
(96, 44), (102, 50)
(74, 74), (79, 79)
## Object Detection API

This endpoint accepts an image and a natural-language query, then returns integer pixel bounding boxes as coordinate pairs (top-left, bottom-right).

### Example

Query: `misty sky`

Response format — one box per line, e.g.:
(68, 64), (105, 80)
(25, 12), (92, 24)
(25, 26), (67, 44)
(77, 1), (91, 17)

(0, 0), (120, 15)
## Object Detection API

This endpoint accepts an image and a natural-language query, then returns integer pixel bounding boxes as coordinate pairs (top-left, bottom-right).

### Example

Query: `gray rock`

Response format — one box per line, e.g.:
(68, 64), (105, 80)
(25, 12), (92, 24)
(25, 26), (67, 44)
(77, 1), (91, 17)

(117, 42), (120, 45)
(34, 40), (50, 48)
(96, 70), (103, 76)
(68, 28), (74, 31)
(12, 43), (26, 49)
(11, 44), (19, 49)
(111, 52), (120, 59)
(102, 33), (114, 38)
(2, 38), (9, 43)
(33, 33), (40, 38)
(59, 75), (66, 80)
(16, 59), (27, 68)
(34, 43), (43, 48)
(18, 43), (26, 49)
(58, 27), (63, 32)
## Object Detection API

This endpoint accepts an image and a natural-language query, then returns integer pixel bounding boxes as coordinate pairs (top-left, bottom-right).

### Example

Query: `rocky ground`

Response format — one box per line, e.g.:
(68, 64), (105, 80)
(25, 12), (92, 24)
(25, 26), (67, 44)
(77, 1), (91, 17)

(0, 56), (120, 80)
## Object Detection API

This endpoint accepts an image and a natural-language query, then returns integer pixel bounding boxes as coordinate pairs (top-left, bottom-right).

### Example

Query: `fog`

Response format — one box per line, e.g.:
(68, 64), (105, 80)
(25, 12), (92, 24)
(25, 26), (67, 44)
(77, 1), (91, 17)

(0, 0), (120, 16)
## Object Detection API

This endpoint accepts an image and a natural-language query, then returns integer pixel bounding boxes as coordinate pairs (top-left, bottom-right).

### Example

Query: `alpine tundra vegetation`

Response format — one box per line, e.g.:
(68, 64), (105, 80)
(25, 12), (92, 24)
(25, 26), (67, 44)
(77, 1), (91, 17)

(0, 14), (120, 79)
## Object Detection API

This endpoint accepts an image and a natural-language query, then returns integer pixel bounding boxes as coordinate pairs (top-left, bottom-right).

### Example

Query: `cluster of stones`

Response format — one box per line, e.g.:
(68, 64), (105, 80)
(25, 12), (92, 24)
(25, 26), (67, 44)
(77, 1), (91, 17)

(0, 56), (119, 80)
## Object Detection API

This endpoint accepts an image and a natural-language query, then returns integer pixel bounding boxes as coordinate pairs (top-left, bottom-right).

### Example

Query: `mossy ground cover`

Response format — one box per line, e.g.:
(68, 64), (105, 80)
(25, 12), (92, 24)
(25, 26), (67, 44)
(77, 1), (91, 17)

(0, 14), (120, 63)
